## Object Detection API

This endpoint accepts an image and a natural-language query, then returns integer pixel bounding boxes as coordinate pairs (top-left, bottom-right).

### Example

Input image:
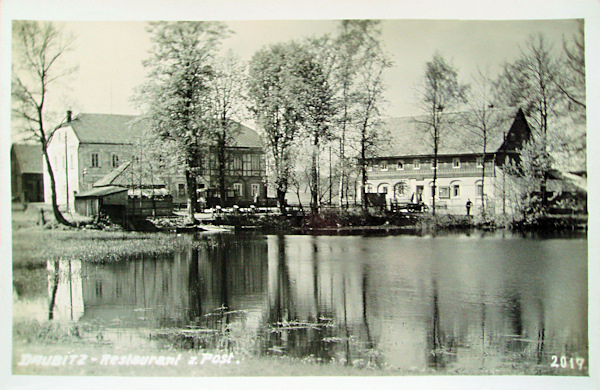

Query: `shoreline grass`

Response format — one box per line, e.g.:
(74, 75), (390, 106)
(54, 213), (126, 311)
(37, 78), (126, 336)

(12, 228), (222, 270)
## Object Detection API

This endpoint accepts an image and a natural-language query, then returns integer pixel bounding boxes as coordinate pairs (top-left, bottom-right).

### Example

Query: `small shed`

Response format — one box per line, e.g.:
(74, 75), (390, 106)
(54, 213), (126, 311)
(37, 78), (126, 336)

(78, 161), (174, 220)
(74, 186), (128, 218)
(11, 144), (44, 203)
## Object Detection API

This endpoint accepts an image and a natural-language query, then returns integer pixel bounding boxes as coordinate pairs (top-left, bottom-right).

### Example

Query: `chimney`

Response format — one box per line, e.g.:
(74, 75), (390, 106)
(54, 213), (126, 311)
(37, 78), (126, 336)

(66, 110), (72, 122)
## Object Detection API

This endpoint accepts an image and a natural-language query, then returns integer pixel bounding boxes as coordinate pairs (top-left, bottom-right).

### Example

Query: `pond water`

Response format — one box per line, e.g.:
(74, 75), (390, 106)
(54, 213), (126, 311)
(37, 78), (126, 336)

(14, 231), (588, 375)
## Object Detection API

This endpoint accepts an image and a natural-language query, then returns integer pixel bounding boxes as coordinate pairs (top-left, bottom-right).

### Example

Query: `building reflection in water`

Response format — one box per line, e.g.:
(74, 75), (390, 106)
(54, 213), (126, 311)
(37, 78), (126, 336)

(40, 233), (587, 373)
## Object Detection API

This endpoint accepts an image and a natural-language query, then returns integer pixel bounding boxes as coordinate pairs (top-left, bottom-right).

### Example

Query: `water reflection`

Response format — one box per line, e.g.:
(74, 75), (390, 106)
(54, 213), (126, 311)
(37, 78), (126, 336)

(47, 259), (84, 321)
(29, 232), (587, 374)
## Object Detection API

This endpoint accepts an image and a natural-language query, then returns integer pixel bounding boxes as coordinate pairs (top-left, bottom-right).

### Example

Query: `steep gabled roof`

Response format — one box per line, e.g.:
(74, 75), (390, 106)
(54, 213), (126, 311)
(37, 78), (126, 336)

(375, 108), (523, 159)
(68, 113), (140, 144)
(67, 113), (263, 148)
(12, 144), (43, 174)
(230, 123), (263, 148)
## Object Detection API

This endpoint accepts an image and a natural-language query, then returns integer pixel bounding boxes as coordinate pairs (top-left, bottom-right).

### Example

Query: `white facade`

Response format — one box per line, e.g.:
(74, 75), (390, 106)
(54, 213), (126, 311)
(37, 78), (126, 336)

(362, 155), (497, 215)
(43, 126), (81, 211)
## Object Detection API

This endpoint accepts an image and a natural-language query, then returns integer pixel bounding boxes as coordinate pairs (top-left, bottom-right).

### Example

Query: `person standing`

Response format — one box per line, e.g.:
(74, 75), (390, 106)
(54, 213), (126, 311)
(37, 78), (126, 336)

(466, 199), (472, 216)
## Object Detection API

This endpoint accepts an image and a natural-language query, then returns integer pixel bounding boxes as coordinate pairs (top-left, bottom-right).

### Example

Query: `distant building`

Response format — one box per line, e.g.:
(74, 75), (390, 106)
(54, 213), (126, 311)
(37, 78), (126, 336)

(45, 112), (266, 211)
(11, 143), (44, 203)
(362, 108), (532, 215)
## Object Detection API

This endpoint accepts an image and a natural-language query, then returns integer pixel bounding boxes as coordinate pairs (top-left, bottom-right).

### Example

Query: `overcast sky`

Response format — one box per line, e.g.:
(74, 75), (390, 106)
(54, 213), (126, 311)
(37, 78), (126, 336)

(49, 19), (579, 122)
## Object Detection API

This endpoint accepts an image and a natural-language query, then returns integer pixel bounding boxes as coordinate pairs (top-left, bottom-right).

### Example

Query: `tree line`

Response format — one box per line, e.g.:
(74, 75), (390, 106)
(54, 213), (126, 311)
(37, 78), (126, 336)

(12, 20), (585, 225)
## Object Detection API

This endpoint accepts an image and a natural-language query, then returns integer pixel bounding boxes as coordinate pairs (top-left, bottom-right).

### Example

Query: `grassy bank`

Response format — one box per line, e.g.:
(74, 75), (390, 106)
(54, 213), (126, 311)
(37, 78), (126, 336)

(12, 228), (222, 270)
(211, 207), (587, 234)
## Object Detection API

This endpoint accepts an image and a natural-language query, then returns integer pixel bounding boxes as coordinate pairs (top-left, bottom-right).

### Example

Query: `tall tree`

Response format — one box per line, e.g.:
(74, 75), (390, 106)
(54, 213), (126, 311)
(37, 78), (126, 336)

(12, 21), (76, 226)
(208, 50), (246, 205)
(354, 46), (392, 211)
(135, 21), (229, 224)
(297, 40), (335, 214)
(462, 70), (504, 215)
(333, 20), (383, 207)
(416, 53), (468, 215)
(248, 42), (305, 213)
(556, 20), (586, 112)
(495, 34), (565, 209)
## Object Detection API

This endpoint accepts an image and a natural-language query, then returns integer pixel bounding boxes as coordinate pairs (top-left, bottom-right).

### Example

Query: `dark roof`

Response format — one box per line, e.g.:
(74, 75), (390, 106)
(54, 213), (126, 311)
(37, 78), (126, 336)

(93, 161), (166, 188)
(12, 144), (43, 174)
(375, 108), (521, 159)
(67, 113), (262, 148)
(230, 123), (263, 148)
(68, 113), (140, 144)
(75, 186), (127, 198)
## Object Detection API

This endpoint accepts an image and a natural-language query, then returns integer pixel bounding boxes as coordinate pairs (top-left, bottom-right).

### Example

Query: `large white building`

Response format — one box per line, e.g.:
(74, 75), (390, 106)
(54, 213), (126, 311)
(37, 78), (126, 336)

(362, 108), (532, 215)
(44, 112), (266, 211)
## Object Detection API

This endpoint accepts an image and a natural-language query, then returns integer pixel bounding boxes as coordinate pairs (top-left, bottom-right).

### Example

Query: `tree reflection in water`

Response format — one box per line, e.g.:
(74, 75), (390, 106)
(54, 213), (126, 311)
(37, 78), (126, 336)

(35, 233), (587, 374)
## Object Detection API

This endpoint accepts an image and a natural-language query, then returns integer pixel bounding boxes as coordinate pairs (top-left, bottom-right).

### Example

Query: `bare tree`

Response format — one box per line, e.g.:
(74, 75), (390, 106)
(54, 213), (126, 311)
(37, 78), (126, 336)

(354, 50), (391, 211)
(416, 53), (468, 215)
(332, 20), (382, 207)
(12, 21), (77, 226)
(462, 70), (504, 215)
(495, 34), (565, 209)
(556, 20), (585, 112)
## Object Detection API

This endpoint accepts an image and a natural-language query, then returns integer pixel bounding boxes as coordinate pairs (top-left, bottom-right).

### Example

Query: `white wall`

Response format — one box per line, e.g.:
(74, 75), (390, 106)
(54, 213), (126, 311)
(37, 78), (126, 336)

(44, 126), (80, 210)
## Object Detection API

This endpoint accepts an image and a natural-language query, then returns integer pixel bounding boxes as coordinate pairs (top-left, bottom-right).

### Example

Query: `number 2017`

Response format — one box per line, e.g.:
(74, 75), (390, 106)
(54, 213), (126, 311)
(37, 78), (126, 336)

(551, 355), (585, 370)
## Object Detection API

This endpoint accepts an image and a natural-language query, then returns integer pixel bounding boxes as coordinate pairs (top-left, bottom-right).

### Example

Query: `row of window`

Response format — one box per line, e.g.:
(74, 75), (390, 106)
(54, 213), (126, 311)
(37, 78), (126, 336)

(209, 154), (264, 174)
(372, 157), (484, 171)
(90, 153), (120, 168)
(177, 183), (261, 198)
(369, 182), (483, 198)
(89, 152), (263, 172)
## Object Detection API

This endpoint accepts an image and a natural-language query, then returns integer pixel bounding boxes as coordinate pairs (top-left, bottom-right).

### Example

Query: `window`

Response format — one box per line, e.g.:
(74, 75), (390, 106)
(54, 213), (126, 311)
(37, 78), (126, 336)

(243, 154), (252, 175)
(251, 183), (260, 198)
(452, 185), (460, 197)
(91, 153), (99, 168)
(378, 184), (388, 194)
(394, 181), (408, 198)
(439, 186), (450, 199)
(453, 157), (461, 168)
(178, 183), (186, 196)
(112, 154), (119, 168)
(232, 156), (243, 172)
(251, 154), (261, 172)
(380, 160), (388, 171)
(413, 159), (420, 170)
(397, 160), (404, 170)
(476, 157), (484, 168)
(233, 183), (243, 197)
(477, 184), (483, 197)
